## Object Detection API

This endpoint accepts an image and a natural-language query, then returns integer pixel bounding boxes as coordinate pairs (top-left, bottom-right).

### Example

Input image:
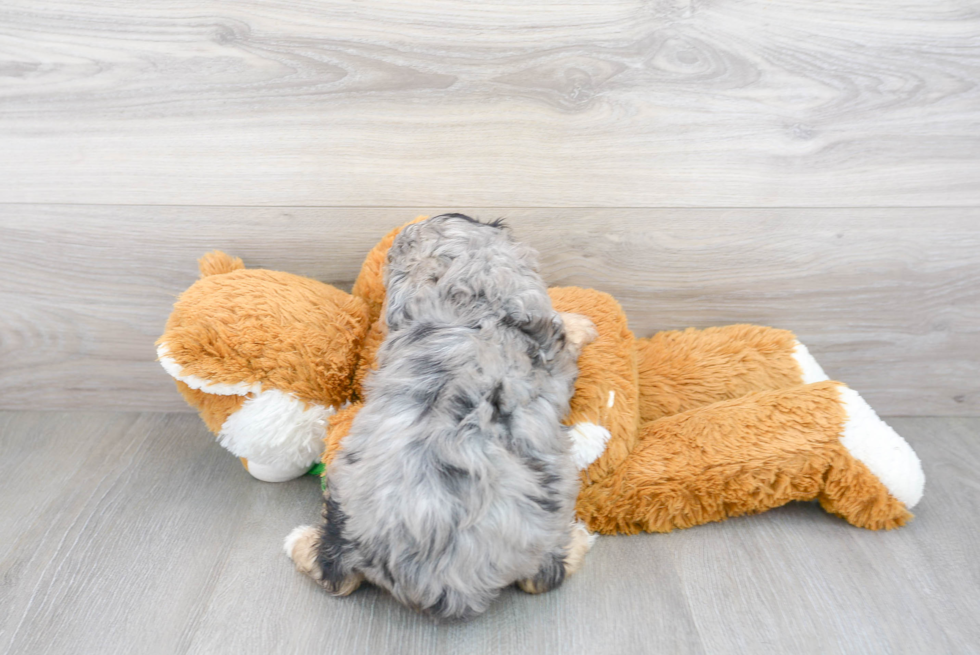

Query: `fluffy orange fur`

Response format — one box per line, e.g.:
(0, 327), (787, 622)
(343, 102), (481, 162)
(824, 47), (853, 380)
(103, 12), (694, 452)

(174, 380), (246, 433)
(548, 288), (640, 482)
(636, 325), (805, 422)
(351, 215), (430, 327)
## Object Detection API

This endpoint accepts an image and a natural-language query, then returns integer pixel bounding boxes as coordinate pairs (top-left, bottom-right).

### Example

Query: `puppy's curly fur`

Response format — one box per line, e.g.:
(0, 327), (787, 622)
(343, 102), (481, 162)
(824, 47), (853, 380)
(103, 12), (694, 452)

(287, 214), (594, 620)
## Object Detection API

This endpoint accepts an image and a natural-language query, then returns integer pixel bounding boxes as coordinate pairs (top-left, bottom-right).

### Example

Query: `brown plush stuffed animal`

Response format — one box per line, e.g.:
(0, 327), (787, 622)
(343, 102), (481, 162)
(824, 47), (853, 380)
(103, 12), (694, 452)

(158, 218), (924, 532)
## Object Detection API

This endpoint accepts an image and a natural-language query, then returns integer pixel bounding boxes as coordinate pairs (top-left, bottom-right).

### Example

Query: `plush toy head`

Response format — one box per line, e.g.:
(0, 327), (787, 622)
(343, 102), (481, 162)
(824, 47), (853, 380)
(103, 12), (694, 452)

(157, 251), (371, 481)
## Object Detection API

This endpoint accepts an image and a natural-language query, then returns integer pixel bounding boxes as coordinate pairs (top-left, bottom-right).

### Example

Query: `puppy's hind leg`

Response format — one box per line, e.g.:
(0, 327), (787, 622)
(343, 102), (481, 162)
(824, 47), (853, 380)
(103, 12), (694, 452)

(516, 551), (566, 595)
(517, 522), (594, 594)
(285, 525), (323, 578)
(284, 500), (364, 595)
(284, 524), (363, 595)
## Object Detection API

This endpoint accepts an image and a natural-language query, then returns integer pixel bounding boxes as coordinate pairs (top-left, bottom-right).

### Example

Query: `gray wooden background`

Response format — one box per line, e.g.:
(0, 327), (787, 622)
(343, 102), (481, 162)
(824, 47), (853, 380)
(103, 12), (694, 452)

(1, 0), (978, 416)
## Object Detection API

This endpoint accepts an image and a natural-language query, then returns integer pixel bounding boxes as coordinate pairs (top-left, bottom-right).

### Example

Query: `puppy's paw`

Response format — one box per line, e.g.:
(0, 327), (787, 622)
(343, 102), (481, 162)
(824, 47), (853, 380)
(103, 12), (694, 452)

(559, 313), (598, 357)
(563, 521), (595, 577)
(516, 577), (550, 595)
(284, 525), (321, 578)
(517, 523), (595, 596)
(326, 572), (365, 596)
(285, 524), (365, 595)
(517, 552), (566, 595)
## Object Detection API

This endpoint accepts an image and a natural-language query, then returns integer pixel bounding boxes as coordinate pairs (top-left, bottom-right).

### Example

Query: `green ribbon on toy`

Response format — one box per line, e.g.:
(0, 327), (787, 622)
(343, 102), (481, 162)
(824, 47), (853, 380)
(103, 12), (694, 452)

(307, 461), (327, 491)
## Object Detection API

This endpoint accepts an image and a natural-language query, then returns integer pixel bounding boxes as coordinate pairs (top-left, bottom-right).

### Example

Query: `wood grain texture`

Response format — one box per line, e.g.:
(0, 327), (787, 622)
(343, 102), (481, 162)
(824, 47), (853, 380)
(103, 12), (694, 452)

(1, 205), (978, 415)
(0, 0), (978, 206)
(1, 412), (978, 654)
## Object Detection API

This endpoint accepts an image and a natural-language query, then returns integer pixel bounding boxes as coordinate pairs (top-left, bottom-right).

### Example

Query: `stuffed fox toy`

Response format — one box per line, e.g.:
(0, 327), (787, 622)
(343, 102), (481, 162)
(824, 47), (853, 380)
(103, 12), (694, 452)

(158, 217), (924, 533)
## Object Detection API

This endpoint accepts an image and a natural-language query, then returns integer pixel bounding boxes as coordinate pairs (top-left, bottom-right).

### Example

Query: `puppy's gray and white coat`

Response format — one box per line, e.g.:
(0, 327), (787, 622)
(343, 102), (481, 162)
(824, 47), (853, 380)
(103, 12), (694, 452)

(286, 214), (594, 620)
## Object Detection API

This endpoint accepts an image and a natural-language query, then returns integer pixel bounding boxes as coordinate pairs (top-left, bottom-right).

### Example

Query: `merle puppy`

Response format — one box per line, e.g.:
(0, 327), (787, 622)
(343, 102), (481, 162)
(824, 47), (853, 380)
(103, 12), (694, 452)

(285, 214), (596, 620)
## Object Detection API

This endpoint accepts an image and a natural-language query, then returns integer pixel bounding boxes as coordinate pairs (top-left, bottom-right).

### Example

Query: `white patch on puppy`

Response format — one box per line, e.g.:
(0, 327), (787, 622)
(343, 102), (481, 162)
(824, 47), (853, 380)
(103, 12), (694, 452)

(284, 525), (316, 560)
(558, 312), (598, 357)
(564, 521), (596, 576)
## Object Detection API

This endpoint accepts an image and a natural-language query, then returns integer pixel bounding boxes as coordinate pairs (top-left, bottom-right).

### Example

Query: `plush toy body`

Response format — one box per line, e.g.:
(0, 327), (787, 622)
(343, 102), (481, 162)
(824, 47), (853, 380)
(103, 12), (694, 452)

(158, 218), (924, 532)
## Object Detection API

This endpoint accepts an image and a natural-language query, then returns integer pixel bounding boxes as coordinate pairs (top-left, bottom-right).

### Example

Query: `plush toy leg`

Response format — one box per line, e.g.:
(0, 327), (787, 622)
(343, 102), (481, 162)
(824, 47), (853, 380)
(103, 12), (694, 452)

(817, 386), (925, 528)
(575, 381), (924, 534)
(241, 459), (316, 483)
(635, 324), (829, 422)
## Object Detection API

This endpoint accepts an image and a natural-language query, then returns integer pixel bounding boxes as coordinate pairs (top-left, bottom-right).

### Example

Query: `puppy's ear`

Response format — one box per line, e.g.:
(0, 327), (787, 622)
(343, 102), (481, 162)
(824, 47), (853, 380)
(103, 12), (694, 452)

(533, 312), (570, 364)
(384, 221), (451, 331)
(501, 296), (568, 364)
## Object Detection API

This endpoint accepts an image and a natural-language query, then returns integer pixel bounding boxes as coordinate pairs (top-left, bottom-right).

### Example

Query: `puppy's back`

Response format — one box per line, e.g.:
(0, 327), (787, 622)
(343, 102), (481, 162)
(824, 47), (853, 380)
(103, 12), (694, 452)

(330, 215), (580, 620)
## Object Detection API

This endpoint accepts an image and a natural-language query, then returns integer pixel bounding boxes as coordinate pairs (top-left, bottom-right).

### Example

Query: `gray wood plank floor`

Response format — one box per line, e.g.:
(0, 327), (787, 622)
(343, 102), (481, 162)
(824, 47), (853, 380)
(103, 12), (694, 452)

(1, 412), (977, 655)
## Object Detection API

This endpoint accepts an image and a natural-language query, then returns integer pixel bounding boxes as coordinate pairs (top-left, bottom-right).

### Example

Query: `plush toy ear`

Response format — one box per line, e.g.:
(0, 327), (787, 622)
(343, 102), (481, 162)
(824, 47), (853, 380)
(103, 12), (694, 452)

(352, 215), (430, 325)
(198, 250), (244, 277)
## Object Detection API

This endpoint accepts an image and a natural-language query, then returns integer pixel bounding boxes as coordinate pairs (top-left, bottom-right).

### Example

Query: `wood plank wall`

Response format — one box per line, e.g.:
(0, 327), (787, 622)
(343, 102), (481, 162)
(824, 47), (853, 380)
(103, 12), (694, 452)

(1, 1), (978, 415)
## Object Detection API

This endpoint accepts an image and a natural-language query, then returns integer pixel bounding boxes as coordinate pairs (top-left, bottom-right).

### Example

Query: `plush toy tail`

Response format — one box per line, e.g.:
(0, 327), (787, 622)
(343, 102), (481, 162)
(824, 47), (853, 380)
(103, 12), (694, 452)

(198, 250), (245, 277)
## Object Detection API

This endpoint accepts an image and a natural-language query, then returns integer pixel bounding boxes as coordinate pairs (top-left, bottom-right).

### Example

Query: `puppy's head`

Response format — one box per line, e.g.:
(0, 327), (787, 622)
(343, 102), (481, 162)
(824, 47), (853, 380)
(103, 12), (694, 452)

(383, 214), (516, 331)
